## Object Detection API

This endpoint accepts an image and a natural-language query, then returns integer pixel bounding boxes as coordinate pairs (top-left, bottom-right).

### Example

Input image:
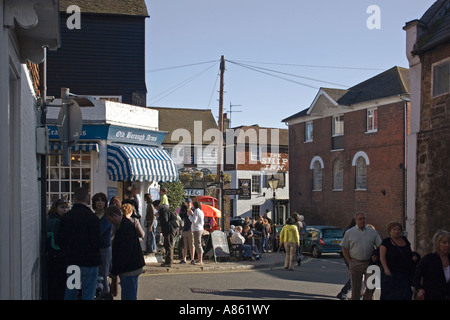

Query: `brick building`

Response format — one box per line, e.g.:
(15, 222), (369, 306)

(404, 0), (450, 254)
(282, 67), (410, 238)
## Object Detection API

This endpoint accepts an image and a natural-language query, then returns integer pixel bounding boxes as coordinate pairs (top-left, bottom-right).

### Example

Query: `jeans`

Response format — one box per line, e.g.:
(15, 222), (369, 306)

(241, 244), (252, 257)
(64, 266), (98, 300)
(146, 220), (157, 253)
(120, 275), (140, 300)
(99, 247), (112, 293)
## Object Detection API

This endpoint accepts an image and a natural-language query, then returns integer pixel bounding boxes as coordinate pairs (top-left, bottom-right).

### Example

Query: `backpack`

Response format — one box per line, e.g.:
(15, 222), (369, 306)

(169, 211), (183, 230)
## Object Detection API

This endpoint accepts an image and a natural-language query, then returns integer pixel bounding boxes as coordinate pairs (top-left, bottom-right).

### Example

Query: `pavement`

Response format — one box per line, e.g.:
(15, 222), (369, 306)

(143, 250), (311, 274)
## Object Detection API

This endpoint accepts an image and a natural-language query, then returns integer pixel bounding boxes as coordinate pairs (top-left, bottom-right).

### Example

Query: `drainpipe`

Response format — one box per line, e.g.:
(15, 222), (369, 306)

(399, 94), (410, 235)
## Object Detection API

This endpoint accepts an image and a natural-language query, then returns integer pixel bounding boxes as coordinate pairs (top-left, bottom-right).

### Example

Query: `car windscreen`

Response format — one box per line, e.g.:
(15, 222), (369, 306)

(323, 229), (344, 238)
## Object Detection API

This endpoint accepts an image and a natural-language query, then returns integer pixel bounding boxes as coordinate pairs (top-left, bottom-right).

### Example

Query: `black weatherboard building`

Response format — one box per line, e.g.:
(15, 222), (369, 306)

(47, 0), (149, 106)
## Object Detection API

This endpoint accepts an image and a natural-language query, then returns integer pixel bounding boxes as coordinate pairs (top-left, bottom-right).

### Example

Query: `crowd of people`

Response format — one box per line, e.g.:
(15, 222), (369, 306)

(46, 189), (449, 301)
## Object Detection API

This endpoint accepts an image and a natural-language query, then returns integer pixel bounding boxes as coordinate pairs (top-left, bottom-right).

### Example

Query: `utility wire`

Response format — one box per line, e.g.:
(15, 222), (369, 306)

(233, 60), (385, 71)
(148, 62), (217, 104)
(228, 60), (350, 88)
(146, 60), (218, 73)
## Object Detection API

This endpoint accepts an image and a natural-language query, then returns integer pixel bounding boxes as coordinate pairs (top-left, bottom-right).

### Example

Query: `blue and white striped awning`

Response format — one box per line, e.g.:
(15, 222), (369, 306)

(49, 141), (99, 152)
(107, 143), (178, 182)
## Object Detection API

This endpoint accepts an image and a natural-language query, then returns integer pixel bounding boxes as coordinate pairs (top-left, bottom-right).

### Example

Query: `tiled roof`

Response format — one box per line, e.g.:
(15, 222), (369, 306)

(149, 107), (218, 144)
(59, 0), (149, 16)
(337, 66), (409, 105)
(229, 125), (289, 146)
(282, 66), (409, 122)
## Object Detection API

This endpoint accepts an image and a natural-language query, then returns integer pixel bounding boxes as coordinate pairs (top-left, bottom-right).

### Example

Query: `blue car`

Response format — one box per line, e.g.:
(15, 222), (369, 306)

(303, 225), (344, 258)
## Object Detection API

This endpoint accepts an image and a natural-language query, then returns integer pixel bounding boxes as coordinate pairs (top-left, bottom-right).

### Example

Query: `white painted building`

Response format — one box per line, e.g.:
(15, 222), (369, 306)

(0, 0), (60, 299)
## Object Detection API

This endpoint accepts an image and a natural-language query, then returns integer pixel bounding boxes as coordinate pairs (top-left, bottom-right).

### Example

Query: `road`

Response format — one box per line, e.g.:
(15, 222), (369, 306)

(137, 254), (357, 300)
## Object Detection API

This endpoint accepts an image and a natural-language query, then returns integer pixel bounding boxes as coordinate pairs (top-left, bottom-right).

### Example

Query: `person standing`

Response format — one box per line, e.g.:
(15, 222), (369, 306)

(158, 204), (177, 267)
(57, 187), (102, 300)
(92, 192), (112, 297)
(160, 187), (169, 207)
(341, 212), (382, 300)
(279, 218), (300, 271)
(189, 201), (205, 265)
(144, 193), (157, 254)
(379, 222), (415, 300)
(179, 198), (194, 264)
(105, 205), (145, 300)
(46, 198), (69, 300)
(413, 229), (450, 300)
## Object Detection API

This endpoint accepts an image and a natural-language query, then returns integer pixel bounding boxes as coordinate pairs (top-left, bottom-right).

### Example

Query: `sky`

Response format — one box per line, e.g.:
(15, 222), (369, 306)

(144, 0), (436, 129)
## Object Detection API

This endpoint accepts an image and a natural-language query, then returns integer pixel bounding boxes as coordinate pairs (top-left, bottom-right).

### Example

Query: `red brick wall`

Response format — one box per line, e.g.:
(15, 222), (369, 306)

(288, 102), (407, 238)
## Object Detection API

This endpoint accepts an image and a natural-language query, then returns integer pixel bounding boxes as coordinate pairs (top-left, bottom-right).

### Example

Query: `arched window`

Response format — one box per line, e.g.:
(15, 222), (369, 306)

(333, 159), (343, 190)
(310, 156), (324, 191)
(355, 157), (367, 190)
(313, 161), (322, 191)
(352, 151), (369, 190)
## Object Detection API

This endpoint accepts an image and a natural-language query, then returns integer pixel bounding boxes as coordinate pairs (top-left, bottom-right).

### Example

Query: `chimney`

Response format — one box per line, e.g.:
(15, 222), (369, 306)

(223, 113), (230, 130)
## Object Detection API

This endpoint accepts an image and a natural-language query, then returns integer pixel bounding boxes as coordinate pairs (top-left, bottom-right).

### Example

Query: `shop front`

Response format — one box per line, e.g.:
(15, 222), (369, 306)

(46, 122), (178, 210)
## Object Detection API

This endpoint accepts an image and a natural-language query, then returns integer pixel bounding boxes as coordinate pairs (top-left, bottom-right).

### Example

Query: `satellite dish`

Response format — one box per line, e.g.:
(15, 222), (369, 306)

(57, 99), (83, 143)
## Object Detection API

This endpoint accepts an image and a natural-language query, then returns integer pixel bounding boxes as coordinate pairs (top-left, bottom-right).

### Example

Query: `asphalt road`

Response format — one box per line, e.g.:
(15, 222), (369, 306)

(137, 254), (355, 300)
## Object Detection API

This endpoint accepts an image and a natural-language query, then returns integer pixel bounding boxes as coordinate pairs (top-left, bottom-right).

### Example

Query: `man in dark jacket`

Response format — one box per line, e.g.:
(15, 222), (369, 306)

(57, 187), (102, 300)
(158, 204), (177, 267)
(105, 205), (145, 300)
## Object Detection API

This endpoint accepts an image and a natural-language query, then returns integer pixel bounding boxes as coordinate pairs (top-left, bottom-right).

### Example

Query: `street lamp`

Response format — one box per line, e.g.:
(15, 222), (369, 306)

(267, 174), (279, 251)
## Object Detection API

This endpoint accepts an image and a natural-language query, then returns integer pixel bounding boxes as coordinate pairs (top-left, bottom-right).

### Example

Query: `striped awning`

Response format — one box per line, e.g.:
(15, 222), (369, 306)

(107, 143), (178, 182)
(49, 142), (99, 152)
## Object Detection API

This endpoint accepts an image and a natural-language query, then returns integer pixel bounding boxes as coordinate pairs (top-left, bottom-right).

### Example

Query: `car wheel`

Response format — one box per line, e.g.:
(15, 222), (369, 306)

(312, 246), (321, 258)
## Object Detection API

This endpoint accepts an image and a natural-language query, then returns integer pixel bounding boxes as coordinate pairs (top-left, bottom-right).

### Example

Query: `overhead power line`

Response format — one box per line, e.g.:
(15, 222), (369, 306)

(146, 60), (218, 73)
(233, 60), (385, 71)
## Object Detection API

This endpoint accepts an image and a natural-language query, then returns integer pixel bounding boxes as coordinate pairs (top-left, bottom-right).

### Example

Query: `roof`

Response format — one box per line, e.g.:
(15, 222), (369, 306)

(149, 107), (218, 144)
(282, 66), (409, 123)
(59, 0), (149, 17)
(337, 66), (409, 105)
(415, 0), (450, 54)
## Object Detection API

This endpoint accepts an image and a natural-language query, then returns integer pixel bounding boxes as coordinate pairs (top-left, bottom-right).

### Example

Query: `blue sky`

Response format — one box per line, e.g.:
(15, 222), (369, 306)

(145, 0), (435, 128)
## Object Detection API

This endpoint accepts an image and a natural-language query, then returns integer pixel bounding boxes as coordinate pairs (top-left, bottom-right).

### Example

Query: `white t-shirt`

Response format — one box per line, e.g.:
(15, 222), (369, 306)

(189, 208), (204, 232)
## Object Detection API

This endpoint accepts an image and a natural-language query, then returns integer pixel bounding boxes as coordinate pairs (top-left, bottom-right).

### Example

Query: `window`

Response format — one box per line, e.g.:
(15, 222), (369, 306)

(47, 150), (92, 210)
(433, 59), (450, 97)
(251, 205), (260, 220)
(333, 159), (343, 190)
(355, 156), (367, 190)
(252, 174), (261, 193)
(305, 121), (313, 142)
(250, 146), (260, 161)
(332, 115), (344, 136)
(367, 108), (378, 132)
(312, 160), (322, 191)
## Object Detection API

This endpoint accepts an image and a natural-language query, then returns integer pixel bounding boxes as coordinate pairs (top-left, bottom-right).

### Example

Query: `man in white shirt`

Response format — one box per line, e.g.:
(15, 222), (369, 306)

(231, 226), (254, 260)
(341, 212), (382, 300)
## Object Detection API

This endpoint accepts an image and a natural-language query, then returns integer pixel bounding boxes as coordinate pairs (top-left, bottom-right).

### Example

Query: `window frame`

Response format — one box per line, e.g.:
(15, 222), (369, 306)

(332, 115), (344, 137)
(305, 121), (313, 142)
(432, 57), (450, 97)
(366, 108), (378, 133)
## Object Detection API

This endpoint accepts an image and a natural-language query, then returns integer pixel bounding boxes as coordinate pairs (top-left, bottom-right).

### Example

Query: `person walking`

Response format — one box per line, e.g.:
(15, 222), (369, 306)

(413, 229), (450, 300)
(57, 187), (102, 300)
(179, 198), (194, 264)
(46, 198), (69, 300)
(341, 212), (382, 300)
(105, 205), (145, 300)
(189, 201), (204, 265)
(92, 192), (112, 297)
(279, 218), (300, 271)
(379, 222), (415, 300)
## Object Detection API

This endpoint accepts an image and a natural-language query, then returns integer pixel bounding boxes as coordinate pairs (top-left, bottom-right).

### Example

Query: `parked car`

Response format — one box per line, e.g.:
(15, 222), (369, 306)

(303, 225), (344, 258)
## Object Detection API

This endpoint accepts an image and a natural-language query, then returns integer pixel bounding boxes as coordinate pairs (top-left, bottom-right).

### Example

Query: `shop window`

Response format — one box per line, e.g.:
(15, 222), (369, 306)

(47, 150), (92, 210)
